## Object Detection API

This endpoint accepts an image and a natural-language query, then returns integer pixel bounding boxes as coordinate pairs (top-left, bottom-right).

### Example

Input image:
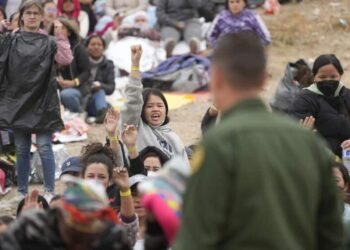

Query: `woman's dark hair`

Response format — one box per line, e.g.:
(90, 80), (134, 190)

(16, 195), (50, 217)
(312, 54), (344, 76)
(18, 0), (44, 28)
(334, 162), (350, 186)
(80, 143), (117, 181)
(141, 88), (169, 126)
(139, 146), (170, 165)
(85, 34), (106, 49)
(226, 0), (248, 10)
(10, 11), (19, 22)
(48, 17), (80, 42)
(0, 7), (7, 20)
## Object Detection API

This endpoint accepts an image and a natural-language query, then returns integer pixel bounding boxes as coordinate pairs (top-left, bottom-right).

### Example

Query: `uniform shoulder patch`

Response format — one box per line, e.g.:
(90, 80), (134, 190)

(190, 145), (205, 175)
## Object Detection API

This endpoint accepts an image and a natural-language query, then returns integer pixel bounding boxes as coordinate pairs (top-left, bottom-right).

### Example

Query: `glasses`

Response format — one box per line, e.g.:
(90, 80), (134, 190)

(23, 11), (41, 17)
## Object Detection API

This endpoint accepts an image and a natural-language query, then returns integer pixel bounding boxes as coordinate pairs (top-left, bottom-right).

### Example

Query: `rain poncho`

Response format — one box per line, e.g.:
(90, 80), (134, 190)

(0, 31), (63, 132)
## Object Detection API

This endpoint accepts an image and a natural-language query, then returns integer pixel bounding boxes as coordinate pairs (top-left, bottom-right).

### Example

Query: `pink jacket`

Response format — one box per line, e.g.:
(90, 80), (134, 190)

(37, 29), (73, 65)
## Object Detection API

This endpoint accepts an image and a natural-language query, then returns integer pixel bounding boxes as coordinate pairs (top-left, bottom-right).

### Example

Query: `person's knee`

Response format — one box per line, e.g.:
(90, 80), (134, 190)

(37, 142), (52, 156)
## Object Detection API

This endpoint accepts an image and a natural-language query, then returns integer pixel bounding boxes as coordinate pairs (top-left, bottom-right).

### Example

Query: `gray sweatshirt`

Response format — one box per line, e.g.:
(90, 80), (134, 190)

(122, 77), (188, 162)
(156, 0), (204, 27)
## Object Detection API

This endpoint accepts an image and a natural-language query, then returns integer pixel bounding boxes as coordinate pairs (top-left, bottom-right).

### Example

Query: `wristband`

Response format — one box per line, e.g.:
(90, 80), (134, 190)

(127, 146), (137, 154)
(109, 135), (119, 142)
(74, 78), (80, 87)
(131, 66), (140, 71)
(120, 189), (131, 197)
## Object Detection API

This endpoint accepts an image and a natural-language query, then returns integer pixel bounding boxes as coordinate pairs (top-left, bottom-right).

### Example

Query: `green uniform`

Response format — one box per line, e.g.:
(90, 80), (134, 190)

(175, 99), (344, 250)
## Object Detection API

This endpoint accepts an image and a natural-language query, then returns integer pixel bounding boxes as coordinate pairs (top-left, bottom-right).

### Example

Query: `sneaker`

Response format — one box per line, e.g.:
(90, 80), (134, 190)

(86, 117), (96, 124)
(43, 192), (55, 203)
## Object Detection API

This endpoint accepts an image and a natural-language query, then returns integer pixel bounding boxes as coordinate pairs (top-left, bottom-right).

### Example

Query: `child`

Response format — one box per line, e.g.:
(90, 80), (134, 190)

(121, 45), (188, 162)
(207, 0), (271, 47)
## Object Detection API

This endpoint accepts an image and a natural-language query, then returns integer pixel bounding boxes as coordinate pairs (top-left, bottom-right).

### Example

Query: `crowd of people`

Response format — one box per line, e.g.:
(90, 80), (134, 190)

(1, 0), (350, 249)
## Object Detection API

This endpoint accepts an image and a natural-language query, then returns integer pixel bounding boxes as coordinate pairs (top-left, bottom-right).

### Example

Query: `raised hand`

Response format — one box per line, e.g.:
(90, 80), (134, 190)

(131, 45), (142, 67)
(341, 140), (350, 151)
(122, 124), (138, 148)
(114, 167), (130, 192)
(105, 108), (120, 136)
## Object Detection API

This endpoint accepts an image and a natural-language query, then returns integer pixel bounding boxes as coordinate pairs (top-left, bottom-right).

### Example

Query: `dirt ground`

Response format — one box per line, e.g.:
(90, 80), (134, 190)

(2, 0), (350, 216)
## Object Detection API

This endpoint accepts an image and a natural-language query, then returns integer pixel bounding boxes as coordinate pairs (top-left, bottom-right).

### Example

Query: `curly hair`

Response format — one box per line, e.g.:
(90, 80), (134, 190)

(80, 143), (117, 181)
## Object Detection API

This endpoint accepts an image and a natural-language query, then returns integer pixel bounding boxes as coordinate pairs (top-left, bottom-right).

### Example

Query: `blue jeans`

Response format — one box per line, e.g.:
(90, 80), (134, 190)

(14, 130), (56, 195)
(87, 89), (108, 117)
(60, 88), (82, 113)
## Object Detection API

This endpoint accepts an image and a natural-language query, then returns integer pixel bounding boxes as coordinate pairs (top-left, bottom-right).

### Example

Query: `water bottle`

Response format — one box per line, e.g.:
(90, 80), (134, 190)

(342, 149), (350, 172)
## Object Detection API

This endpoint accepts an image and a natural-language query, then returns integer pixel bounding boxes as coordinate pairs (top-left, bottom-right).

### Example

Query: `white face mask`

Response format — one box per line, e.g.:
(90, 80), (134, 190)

(147, 171), (159, 177)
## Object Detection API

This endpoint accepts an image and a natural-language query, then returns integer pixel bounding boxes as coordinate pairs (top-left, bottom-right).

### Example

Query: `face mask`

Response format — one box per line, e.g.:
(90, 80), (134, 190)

(147, 171), (159, 177)
(316, 80), (340, 97)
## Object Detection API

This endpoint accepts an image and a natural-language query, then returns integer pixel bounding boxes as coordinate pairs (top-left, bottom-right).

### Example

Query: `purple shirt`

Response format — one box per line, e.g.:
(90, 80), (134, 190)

(207, 9), (271, 47)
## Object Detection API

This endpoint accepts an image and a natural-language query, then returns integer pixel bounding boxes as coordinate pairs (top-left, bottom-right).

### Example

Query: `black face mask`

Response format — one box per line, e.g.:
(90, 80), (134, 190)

(316, 80), (340, 97)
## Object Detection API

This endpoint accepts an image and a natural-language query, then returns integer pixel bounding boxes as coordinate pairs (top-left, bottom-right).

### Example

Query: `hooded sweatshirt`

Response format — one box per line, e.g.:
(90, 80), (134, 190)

(290, 83), (350, 156)
(121, 77), (188, 162)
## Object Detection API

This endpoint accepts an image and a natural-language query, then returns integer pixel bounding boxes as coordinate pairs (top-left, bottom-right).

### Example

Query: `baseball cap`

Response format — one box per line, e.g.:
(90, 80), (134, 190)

(60, 156), (81, 178)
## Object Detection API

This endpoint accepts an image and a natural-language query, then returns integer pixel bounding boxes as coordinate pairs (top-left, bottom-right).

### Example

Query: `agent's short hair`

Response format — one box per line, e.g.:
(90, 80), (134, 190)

(212, 32), (267, 90)
(18, 0), (44, 28)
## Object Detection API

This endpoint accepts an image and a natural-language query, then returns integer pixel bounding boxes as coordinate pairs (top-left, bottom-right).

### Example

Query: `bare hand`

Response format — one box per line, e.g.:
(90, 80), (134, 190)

(131, 45), (142, 66)
(91, 81), (102, 91)
(114, 167), (130, 192)
(341, 140), (350, 150)
(175, 22), (185, 30)
(299, 116), (315, 131)
(0, 19), (10, 30)
(23, 189), (43, 212)
(54, 20), (68, 38)
(122, 124), (138, 148)
(105, 108), (120, 136)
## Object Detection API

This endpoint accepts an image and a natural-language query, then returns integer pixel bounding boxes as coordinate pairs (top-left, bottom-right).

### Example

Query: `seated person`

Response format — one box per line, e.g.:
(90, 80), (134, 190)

(43, 1), (57, 31)
(156, 0), (205, 57)
(121, 46), (188, 162)
(290, 54), (350, 157)
(207, 0), (271, 48)
(85, 35), (115, 123)
(129, 174), (148, 249)
(118, 11), (160, 41)
(122, 124), (170, 177)
(60, 156), (81, 178)
(270, 59), (313, 114)
(105, 0), (149, 17)
(49, 18), (90, 113)
(57, 0), (90, 38)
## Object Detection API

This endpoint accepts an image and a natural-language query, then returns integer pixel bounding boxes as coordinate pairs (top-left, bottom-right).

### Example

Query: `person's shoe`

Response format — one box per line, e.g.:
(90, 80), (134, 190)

(86, 116), (96, 124)
(165, 40), (175, 58)
(43, 192), (55, 203)
(95, 108), (108, 124)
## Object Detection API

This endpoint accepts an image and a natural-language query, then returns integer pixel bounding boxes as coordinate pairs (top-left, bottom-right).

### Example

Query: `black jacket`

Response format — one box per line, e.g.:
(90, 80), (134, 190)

(91, 56), (115, 95)
(0, 209), (131, 250)
(0, 31), (63, 132)
(290, 85), (350, 156)
(58, 38), (90, 96)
